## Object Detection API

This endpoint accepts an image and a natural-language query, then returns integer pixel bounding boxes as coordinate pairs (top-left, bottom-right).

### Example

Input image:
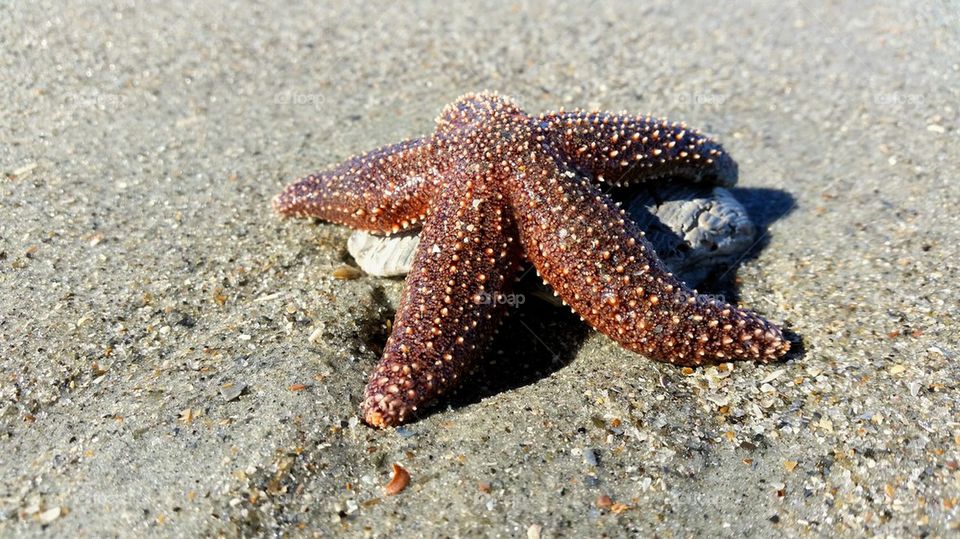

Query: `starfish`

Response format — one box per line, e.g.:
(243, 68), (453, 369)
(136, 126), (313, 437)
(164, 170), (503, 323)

(275, 92), (790, 428)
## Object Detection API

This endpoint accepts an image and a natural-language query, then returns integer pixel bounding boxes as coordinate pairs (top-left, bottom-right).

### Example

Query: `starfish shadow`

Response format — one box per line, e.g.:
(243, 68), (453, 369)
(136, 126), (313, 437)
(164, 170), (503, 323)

(443, 296), (590, 413)
(697, 187), (797, 300)
(357, 278), (591, 422)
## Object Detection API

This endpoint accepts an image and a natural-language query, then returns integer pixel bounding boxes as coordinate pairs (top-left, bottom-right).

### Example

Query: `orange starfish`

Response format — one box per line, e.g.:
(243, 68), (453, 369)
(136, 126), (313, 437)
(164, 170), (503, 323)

(275, 92), (789, 428)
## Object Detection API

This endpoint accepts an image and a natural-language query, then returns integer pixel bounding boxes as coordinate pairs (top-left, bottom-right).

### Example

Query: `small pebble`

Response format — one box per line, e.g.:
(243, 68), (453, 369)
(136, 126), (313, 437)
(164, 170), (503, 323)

(39, 506), (61, 524)
(331, 265), (364, 280)
(7, 162), (37, 180)
(639, 476), (653, 491)
(395, 426), (415, 438)
(345, 499), (359, 514)
(308, 326), (326, 344)
(219, 382), (245, 402)
(384, 463), (410, 495)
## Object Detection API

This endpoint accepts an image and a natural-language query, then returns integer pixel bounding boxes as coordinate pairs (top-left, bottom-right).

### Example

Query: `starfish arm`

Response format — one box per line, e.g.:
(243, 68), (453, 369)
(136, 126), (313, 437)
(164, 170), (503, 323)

(273, 137), (442, 233)
(361, 172), (521, 427)
(537, 111), (738, 187)
(508, 150), (789, 366)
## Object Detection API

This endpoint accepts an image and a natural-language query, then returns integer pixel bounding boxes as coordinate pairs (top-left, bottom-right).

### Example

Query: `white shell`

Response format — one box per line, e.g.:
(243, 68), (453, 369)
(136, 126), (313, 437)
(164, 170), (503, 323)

(347, 228), (420, 277)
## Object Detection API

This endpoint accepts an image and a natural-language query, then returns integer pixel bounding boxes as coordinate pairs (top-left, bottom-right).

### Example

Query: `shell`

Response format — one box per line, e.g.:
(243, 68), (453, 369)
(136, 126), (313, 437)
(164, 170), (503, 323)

(348, 183), (755, 287)
(626, 184), (756, 285)
(347, 227), (420, 277)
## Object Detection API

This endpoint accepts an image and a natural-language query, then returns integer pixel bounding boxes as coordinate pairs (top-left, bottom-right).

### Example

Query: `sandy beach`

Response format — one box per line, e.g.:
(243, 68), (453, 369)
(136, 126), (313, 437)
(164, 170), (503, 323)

(2, 0), (958, 536)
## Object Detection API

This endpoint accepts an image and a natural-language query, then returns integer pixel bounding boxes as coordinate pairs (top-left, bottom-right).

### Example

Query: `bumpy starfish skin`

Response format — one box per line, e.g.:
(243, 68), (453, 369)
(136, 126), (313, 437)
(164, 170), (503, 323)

(361, 166), (520, 427)
(538, 111), (739, 187)
(509, 152), (787, 365)
(275, 92), (790, 427)
(273, 138), (440, 233)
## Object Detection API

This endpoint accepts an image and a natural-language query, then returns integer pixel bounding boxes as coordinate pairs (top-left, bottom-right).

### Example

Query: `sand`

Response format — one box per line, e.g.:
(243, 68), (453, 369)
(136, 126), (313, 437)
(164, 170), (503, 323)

(1, 0), (958, 536)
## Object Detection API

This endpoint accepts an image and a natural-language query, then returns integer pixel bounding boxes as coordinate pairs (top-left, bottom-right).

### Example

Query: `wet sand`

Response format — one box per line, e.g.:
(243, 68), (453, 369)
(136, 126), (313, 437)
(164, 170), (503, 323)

(1, 1), (958, 536)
